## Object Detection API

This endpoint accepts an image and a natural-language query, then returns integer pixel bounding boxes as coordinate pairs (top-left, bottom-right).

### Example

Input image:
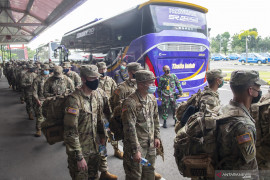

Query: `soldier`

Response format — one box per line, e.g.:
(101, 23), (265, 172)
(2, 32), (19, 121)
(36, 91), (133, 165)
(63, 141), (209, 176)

(217, 70), (266, 170)
(113, 61), (128, 84)
(63, 65), (117, 180)
(32, 64), (50, 137)
(200, 69), (227, 112)
(62, 61), (82, 88)
(21, 64), (37, 120)
(43, 66), (75, 98)
(0, 63), (3, 79)
(97, 62), (123, 159)
(19, 65), (28, 104)
(122, 70), (161, 180)
(110, 62), (143, 110)
(157, 65), (183, 128)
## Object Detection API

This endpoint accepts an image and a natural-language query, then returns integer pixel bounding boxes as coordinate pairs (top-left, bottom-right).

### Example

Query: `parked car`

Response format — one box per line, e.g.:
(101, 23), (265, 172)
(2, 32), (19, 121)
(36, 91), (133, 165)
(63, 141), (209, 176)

(259, 53), (270, 63)
(228, 53), (240, 60)
(211, 53), (228, 61)
(238, 53), (267, 64)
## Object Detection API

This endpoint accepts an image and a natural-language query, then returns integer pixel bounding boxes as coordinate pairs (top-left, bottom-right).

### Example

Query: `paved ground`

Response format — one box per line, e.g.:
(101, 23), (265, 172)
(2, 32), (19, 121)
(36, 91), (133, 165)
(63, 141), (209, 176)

(0, 71), (269, 180)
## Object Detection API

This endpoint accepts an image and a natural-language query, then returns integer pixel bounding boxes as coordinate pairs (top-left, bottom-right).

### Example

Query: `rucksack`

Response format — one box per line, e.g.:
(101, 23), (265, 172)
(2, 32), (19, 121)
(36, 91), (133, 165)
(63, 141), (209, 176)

(174, 106), (246, 178)
(41, 94), (82, 145)
(175, 89), (202, 133)
(109, 102), (124, 141)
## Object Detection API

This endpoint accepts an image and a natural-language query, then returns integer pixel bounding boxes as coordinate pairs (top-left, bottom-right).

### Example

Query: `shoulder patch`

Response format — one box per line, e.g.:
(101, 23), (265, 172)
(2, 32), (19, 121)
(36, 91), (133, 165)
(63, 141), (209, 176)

(237, 133), (252, 144)
(67, 107), (78, 115)
(115, 89), (120, 95)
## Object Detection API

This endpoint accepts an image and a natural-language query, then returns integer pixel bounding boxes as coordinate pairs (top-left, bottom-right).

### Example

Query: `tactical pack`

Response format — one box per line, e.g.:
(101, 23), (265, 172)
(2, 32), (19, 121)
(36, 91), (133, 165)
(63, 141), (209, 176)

(41, 94), (82, 145)
(109, 102), (124, 141)
(174, 107), (247, 178)
(175, 89), (202, 133)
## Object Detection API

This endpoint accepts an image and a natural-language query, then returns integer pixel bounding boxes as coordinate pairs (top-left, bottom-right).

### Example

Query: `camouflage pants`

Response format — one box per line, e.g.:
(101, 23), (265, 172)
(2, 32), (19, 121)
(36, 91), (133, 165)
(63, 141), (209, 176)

(123, 146), (156, 180)
(161, 95), (177, 120)
(25, 92), (34, 114)
(20, 88), (25, 101)
(35, 104), (44, 131)
(68, 153), (100, 180)
(256, 145), (270, 170)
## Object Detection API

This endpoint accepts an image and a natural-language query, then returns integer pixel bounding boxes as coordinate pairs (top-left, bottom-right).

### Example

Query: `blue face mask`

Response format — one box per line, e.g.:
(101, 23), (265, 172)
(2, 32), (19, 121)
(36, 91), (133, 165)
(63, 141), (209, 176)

(147, 86), (157, 94)
(120, 66), (126, 70)
(63, 68), (69, 73)
(43, 70), (49, 75)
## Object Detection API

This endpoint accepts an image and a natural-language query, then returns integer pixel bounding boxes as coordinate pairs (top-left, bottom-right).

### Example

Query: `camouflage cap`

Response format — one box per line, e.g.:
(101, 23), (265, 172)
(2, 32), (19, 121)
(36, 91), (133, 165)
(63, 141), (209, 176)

(206, 69), (227, 80)
(49, 63), (55, 69)
(27, 64), (34, 69)
(126, 62), (143, 72)
(80, 65), (101, 78)
(97, 62), (107, 69)
(22, 65), (27, 68)
(230, 70), (267, 86)
(135, 70), (156, 82)
(53, 66), (63, 78)
(43, 64), (50, 70)
(62, 62), (72, 68)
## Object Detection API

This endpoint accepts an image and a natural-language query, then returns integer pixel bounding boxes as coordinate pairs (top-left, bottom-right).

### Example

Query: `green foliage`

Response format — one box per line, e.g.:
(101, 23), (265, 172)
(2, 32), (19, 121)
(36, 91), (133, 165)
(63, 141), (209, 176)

(27, 47), (36, 59)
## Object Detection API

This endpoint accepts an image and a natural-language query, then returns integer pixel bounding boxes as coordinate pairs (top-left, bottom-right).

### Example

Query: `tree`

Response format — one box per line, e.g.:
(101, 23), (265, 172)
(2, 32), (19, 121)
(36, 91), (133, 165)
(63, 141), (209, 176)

(27, 47), (36, 59)
(221, 32), (230, 55)
(238, 30), (258, 58)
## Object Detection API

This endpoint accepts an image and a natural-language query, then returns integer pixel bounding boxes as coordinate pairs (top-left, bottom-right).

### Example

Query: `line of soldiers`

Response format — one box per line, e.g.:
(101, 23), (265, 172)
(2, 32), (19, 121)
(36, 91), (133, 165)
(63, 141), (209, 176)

(3, 59), (270, 179)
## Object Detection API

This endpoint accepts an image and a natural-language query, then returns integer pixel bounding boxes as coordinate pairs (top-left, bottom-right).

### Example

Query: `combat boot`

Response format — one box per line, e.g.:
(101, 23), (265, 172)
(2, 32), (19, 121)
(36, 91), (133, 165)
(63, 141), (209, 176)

(114, 149), (123, 159)
(35, 130), (41, 137)
(163, 120), (167, 128)
(155, 172), (162, 180)
(99, 171), (117, 180)
(28, 113), (34, 120)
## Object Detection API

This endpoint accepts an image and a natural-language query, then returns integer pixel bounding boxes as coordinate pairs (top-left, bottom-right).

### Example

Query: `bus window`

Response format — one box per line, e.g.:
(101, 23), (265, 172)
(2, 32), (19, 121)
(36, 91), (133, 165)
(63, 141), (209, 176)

(142, 7), (155, 35)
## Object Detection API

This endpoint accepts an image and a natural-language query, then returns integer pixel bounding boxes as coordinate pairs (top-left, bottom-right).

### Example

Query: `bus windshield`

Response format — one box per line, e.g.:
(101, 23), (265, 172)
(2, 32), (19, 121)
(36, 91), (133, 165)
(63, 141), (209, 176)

(150, 5), (207, 36)
(51, 42), (60, 51)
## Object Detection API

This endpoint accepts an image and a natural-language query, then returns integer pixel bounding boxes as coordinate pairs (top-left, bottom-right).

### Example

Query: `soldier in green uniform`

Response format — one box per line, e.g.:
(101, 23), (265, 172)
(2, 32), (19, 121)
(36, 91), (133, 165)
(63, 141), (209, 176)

(21, 64), (37, 120)
(217, 70), (266, 171)
(97, 62), (123, 158)
(157, 65), (183, 128)
(122, 70), (161, 180)
(63, 65), (117, 180)
(62, 62), (82, 88)
(32, 64), (50, 137)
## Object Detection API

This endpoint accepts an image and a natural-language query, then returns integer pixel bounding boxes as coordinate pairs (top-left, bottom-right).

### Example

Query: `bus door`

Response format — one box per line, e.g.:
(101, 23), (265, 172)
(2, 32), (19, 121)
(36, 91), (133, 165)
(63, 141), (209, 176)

(105, 48), (123, 77)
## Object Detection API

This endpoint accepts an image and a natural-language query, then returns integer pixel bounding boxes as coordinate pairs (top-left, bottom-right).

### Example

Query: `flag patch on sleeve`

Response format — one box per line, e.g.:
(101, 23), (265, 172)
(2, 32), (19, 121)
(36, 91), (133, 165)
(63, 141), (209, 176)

(237, 133), (252, 144)
(67, 107), (78, 115)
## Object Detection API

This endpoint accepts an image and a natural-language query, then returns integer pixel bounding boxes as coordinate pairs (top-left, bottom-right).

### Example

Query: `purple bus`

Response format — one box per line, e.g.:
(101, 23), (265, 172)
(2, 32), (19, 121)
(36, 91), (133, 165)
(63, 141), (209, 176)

(61, 0), (210, 102)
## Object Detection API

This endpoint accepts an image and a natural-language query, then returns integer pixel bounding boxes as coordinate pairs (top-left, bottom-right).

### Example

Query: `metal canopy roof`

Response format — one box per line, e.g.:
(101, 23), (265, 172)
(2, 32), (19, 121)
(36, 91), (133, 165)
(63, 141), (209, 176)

(0, 0), (87, 44)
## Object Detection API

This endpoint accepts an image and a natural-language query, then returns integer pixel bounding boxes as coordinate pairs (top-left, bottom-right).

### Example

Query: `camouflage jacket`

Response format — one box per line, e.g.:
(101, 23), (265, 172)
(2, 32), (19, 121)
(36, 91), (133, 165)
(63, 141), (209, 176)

(21, 72), (37, 91)
(63, 88), (111, 157)
(110, 79), (137, 111)
(157, 73), (183, 97)
(260, 90), (270, 102)
(217, 100), (258, 170)
(199, 86), (221, 113)
(98, 76), (117, 99)
(33, 75), (50, 101)
(65, 71), (82, 88)
(122, 90), (160, 154)
(44, 75), (75, 98)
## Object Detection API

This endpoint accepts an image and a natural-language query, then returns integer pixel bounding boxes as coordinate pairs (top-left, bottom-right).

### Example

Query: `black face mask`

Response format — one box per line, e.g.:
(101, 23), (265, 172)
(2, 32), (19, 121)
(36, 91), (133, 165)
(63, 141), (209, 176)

(85, 79), (99, 90)
(252, 90), (262, 104)
(100, 72), (106, 77)
(29, 68), (35, 73)
(132, 73), (136, 79)
(165, 70), (170, 74)
(49, 69), (54, 73)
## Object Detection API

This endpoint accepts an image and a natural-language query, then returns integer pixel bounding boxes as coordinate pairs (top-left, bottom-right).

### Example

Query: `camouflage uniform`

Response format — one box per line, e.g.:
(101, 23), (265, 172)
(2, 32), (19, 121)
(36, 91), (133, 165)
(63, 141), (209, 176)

(157, 73), (183, 123)
(110, 62), (143, 110)
(63, 65), (115, 180)
(21, 64), (37, 119)
(43, 66), (75, 98)
(19, 65), (28, 103)
(216, 70), (266, 171)
(63, 62), (82, 88)
(33, 65), (50, 135)
(122, 70), (160, 180)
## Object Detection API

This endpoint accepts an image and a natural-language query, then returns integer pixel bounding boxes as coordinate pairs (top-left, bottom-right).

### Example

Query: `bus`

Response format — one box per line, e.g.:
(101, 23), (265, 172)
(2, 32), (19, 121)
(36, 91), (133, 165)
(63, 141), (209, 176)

(35, 41), (60, 64)
(61, 0), (210, 102)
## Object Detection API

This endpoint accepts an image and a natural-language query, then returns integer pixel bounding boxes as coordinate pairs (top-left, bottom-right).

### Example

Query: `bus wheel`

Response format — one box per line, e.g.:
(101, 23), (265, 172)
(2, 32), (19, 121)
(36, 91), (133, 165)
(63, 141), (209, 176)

(257, 60), (262, 64)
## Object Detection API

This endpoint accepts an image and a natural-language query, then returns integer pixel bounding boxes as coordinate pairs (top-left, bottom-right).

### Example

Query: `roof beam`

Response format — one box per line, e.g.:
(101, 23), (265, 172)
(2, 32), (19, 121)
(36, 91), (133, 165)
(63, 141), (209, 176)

(0, 35), (33, 37)
(4, 9), (16, 23)
(0, 23), (45, 27)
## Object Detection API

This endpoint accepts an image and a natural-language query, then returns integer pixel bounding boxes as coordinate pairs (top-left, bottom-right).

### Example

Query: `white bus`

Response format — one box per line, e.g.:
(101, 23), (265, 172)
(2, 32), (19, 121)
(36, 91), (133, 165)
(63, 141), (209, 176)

(35, 41), (60, 64)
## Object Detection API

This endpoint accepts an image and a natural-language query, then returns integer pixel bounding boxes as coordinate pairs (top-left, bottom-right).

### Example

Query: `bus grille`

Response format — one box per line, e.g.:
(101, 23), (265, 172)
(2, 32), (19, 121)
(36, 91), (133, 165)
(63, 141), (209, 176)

(157, 44), (206, 52)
